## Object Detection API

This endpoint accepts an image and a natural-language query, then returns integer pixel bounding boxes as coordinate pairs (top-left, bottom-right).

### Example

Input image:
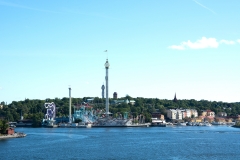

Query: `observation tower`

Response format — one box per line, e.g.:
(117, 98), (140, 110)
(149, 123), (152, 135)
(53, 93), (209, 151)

(104, 59), (111, 118)
(92, 59), (148, 127)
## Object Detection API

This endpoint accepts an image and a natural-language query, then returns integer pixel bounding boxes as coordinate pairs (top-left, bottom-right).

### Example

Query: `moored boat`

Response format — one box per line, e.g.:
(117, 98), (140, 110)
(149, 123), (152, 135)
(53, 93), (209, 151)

(150, 118), (166, 127)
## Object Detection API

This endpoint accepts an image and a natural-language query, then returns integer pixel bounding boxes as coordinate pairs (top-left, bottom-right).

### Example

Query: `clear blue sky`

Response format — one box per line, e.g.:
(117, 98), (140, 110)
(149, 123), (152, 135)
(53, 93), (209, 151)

(1, 0), (240, 103)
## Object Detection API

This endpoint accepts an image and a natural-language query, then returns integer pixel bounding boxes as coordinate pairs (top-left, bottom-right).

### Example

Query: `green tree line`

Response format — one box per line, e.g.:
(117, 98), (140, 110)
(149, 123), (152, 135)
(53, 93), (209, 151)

(1, 96), (240, 126)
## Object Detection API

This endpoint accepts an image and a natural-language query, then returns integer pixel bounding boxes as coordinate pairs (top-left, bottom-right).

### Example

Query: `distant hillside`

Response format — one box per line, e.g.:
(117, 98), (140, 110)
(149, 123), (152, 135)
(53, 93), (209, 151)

(0, 96), (240, 125)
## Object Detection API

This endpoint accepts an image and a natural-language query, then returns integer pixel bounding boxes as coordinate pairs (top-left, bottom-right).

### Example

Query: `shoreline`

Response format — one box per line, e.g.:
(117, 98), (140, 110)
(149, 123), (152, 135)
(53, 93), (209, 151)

(0, 132), (27, 139)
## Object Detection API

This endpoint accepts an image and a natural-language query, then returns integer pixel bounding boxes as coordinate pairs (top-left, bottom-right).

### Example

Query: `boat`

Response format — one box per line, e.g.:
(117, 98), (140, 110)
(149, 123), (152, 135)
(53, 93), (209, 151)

(176, 122), (187, 126)
(150, 118), (166, 127)
(58, 122), (92, 128)
(203, 122), (212, 126)
(211, 121), (226, 125)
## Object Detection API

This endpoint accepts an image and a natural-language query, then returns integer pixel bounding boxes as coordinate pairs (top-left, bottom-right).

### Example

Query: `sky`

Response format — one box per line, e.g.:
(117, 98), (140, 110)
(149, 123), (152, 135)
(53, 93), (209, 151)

(1, 0), (240, 103)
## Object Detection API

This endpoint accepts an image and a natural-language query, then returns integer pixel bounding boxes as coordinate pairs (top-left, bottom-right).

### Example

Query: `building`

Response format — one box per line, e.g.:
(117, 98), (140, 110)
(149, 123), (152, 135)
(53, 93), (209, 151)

(191, 109), (198, 118)
(191, 117), (203, 123)
(0, 127), (15, 135)
(217, 112), (227, 117)
(111, 99), (129, 105)
(152, 112), (165, 120)
(167, 109), (198, 120)
(184, 109), (191, 118)
(6, 127), (15, 135)
(215, 117), (226, 123)
(173, 93), (177, 103)
(167, 109), (183, 120)
(129, 100), (135, 105)
(16, 119), (33, 127)
(86, 98), (94, 103)
(113, 92), (117, 99)
(183, 109), (198, 118)
(202, 110), (215, 117)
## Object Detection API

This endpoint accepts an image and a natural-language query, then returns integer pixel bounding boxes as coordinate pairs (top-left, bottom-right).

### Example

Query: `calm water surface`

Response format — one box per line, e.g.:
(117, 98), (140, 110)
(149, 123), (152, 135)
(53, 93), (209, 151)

(1, 126), (240, 160)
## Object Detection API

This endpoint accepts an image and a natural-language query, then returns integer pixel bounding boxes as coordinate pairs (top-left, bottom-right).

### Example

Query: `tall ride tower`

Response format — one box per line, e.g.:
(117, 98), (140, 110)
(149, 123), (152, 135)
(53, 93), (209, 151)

(104, 59), (110, 118)
(101, 84), (105, 99)
(69, 87), (72, 123)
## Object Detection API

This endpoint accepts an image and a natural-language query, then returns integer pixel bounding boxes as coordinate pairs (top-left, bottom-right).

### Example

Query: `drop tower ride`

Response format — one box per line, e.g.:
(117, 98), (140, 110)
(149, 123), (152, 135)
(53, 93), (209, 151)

(104, 59), (111, 118)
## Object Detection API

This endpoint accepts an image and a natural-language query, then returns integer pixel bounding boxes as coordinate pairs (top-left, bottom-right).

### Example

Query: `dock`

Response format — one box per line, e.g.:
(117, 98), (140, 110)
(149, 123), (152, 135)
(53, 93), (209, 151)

(92, 123), (150, 128)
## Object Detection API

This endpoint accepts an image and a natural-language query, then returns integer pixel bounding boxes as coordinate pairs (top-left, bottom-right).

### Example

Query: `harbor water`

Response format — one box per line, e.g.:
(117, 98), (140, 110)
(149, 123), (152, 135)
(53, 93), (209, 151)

(1, 126), (240, 160)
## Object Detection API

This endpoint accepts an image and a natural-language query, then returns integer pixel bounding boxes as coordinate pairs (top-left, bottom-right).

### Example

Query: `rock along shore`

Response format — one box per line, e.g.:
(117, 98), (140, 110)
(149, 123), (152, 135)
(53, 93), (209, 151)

(0, 132), (27, 139)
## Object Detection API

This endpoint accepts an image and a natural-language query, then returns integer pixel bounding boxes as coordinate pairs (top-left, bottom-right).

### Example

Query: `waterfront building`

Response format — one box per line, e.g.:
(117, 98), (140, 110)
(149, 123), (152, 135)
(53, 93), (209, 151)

(167, 109), (176, 119)
(204, 116), (215, 123)
(183, 109), (198, 118)
(191, 109), (198, 118)
(16, 119), (33, 127)
(151, 112), (165, 120)
(191, 117), (203, 123)
(217, 112), (227, 117)
(183, 109), (191, 118)
(167, 109), (198, 120)
(0, 127), (15, 135)
(202, 110), (215, 117)
(6, 127), (14, 135)
(215, 117), (226, 123)
(176, 109), (183, 120)
(167, 109), (183, 120)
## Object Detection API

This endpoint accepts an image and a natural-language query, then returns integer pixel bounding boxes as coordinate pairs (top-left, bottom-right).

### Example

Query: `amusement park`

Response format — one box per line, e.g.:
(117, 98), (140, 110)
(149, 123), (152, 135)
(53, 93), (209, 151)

(42, 59), (150, 128)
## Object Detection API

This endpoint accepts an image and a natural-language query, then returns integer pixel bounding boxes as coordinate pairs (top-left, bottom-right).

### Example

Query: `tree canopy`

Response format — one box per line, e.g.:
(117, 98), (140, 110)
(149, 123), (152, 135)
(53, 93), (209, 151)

(0, 97), (240, 125)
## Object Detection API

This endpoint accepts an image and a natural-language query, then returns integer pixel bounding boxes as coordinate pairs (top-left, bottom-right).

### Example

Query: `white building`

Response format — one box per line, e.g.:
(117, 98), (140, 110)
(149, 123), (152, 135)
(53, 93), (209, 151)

(190, 109), (198, 118)
(184, 109), (198, 118)
(167, 109), (198, 120)
(167, 109), (183, 120)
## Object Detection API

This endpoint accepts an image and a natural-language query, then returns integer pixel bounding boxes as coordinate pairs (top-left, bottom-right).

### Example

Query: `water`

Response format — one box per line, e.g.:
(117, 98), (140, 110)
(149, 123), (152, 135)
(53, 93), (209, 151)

(1, 126), (240, 160)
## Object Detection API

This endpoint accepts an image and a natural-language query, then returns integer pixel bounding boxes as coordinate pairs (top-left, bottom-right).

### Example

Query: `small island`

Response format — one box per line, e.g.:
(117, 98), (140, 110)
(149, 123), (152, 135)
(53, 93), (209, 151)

(0, 120), (26, 139)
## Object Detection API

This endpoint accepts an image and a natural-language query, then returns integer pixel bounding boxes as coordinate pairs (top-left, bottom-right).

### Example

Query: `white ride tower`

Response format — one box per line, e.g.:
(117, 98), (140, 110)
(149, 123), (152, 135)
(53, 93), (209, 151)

(104, 59), (111, 118)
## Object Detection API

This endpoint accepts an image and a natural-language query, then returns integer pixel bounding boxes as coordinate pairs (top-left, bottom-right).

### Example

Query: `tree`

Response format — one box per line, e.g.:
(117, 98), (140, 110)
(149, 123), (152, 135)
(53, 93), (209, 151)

(32, 113), (44, 127)
(75, 118), (82, 123)
(0, 120), (9, 134)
